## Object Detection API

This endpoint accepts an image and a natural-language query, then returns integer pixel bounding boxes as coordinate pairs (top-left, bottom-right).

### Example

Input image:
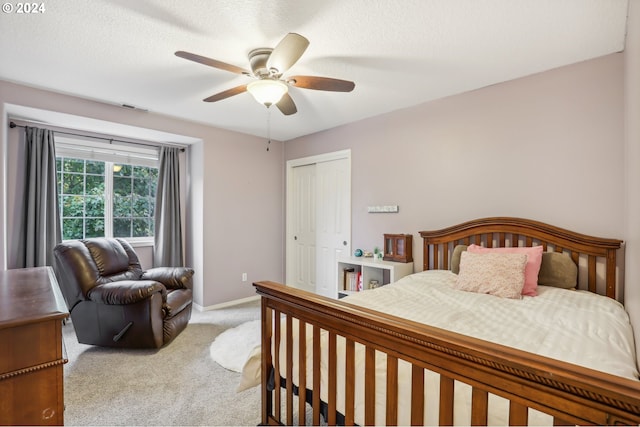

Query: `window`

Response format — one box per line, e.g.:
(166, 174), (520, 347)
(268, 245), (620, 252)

(55, 136), (159, 241)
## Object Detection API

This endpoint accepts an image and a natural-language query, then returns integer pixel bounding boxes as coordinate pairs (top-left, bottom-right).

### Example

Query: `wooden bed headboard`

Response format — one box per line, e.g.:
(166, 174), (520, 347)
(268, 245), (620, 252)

(420, 217), (623, 299)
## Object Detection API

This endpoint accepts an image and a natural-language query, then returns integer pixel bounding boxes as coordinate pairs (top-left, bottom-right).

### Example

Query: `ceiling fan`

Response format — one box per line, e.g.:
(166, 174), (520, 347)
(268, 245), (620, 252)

(175, 33), (355, 116)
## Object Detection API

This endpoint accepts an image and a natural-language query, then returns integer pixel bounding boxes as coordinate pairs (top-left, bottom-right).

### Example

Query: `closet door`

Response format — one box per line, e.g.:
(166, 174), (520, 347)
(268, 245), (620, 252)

(315, 158), (351, 298)
(289, 163), (316, 293)
(286, 151), (351, 297)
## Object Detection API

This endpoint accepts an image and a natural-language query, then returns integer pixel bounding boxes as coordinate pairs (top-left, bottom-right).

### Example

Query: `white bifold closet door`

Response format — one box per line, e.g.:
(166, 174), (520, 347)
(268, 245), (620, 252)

(287, 152), (351, 298)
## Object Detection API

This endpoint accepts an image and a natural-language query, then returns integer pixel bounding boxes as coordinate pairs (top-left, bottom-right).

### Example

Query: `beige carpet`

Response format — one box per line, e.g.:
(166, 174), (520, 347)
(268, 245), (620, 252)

(62, 300), (263, 426)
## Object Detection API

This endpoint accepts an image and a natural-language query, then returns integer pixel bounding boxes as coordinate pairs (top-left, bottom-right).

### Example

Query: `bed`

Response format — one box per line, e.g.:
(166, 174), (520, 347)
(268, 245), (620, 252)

(253, 217), (640, 425)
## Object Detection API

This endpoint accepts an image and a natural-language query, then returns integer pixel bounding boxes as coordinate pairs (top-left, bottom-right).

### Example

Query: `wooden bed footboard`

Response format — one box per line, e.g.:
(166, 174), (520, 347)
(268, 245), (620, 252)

(254, 281), (640, 426)
(255, 218), (638, 425)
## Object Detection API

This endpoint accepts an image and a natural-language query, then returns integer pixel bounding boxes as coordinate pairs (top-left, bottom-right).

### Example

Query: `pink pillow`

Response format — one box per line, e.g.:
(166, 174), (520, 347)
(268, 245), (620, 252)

(467, 244), (543, 296)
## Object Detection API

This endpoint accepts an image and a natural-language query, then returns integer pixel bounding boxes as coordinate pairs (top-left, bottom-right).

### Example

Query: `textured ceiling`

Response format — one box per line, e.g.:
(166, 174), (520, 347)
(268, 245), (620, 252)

(0, 0), (630, 142)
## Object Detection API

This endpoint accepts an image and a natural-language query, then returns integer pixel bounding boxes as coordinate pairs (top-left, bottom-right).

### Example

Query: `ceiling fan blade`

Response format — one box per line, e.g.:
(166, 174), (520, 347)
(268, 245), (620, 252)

(203, 85), (248, 102)
(288, 76), (355, 92)
(266, 33), (309, 75)
(175, 51), (249, 75)
(276, 92), (297, 115)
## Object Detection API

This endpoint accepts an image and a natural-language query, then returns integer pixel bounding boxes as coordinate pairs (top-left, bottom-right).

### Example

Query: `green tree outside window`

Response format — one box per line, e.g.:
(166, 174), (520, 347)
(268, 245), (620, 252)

(57, 156), (157, 240)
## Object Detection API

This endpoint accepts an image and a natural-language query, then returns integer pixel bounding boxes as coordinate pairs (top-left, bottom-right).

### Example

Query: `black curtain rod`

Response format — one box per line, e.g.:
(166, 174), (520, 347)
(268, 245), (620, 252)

(8, 121), (185, 152)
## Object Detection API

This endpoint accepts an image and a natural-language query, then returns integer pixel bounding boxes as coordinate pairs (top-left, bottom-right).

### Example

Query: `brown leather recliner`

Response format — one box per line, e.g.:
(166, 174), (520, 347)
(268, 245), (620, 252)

(53, 238), (194, 348)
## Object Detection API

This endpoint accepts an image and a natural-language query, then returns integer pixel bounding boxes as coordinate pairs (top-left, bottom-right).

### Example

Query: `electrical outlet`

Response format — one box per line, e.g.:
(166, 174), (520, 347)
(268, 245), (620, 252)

(242, 273), (247, 282)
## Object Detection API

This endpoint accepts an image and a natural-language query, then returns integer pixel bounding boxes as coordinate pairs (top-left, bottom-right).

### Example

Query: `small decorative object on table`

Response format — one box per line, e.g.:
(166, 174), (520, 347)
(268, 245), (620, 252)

(383, 233), (413, 263)
(373, 246), (382, 261)
(354, 248), (363, 257)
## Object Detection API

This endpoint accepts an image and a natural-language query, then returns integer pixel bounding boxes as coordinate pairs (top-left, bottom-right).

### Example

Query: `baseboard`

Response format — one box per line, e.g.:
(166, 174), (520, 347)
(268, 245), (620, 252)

(193, 295), (260, 312)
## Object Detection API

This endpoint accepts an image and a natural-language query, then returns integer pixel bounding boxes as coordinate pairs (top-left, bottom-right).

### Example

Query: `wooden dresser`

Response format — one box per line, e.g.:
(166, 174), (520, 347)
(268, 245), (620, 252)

(0, 267), (69, 425)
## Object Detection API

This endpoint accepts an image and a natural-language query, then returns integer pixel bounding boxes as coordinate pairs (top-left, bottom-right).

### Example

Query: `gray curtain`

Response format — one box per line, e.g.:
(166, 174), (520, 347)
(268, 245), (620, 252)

(17, 126), (62, 267)
(154, 146), (183, 267)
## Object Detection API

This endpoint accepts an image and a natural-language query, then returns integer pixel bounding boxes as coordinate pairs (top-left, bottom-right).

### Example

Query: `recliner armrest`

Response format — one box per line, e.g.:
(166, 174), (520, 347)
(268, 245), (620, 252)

(142, 267), (194, 290)
(88, 280), (167, 305)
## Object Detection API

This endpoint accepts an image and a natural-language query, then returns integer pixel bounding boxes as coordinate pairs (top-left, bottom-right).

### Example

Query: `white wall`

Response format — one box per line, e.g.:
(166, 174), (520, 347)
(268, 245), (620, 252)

(198, 121), (285, 307)
(624, 1), (640, 361)
(285, 53), (625, 271)
(0, 80), (285, 308)
(186, 140), (204, 305)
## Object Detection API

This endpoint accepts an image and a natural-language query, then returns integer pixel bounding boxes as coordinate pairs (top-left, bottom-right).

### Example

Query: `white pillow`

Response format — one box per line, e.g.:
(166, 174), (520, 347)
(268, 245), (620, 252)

(453, 251), (527, 299)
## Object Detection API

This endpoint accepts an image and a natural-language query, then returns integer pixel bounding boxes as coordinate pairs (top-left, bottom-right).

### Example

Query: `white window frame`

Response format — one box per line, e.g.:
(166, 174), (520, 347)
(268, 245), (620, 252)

(55, 135), (160, 244)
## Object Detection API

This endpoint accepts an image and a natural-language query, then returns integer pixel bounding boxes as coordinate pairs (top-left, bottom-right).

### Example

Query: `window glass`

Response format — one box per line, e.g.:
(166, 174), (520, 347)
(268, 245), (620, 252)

(56, 156), (157, 240)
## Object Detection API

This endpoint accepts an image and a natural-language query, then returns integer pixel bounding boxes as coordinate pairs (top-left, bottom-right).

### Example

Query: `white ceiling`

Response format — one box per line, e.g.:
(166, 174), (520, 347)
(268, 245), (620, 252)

(0, 0), (630, 142)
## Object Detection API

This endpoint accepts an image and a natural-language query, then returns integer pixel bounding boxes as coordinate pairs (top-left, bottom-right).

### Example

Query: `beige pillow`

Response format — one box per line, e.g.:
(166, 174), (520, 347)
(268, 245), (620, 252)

(236, 345), (262, 392)
(450, 244), (468, 274)
(538, 252), (578, 289)
(453, 251), (527, 299)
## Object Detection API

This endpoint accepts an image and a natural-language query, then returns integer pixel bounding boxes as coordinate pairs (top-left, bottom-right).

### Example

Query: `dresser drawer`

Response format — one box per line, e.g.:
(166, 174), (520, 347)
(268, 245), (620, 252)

(0, 364), (64, 425)
(0, 320), (62, 373)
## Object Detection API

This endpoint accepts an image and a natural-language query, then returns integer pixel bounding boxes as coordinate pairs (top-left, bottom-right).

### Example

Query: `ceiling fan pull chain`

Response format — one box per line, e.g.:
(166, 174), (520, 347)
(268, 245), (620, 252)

(266, 108), (271, 152)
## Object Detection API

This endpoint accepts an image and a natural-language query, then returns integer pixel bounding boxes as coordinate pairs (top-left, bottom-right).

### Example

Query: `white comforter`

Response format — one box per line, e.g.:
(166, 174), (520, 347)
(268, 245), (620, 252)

(262, 270), (639, 425)
(343, 270), (638, 380)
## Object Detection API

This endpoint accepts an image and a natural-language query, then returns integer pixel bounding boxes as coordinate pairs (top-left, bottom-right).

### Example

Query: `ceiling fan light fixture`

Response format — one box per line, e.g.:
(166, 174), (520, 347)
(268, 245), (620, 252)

(247, 79), (288, 106)
(178, 33), (355, 116)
